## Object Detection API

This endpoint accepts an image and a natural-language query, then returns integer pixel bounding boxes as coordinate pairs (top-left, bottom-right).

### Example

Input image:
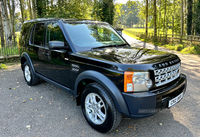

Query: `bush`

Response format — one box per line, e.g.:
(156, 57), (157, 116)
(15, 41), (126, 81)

(181, 45), (200, 54)
(0, 64), (7, 69)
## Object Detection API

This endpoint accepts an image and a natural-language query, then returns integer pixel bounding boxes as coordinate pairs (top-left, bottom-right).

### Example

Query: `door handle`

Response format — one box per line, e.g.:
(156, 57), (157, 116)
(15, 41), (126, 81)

(43, 52), (49, 56)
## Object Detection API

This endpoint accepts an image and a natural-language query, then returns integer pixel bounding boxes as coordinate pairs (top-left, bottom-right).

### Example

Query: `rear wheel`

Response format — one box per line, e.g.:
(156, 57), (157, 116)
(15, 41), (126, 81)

(81, 83), (122, 133)
(23, 62), (40, 86)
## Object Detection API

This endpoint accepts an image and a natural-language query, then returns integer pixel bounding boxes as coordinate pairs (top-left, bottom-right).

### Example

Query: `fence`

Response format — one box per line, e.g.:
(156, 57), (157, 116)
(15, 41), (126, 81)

(0, 33), (20, 56)
(131, 31), (200, 44)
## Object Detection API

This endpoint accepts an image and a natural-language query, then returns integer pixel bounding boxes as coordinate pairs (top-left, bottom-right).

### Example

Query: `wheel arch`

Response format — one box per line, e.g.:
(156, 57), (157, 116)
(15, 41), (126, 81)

(74, 70), (130, 116)
(20, 52), (35, 72)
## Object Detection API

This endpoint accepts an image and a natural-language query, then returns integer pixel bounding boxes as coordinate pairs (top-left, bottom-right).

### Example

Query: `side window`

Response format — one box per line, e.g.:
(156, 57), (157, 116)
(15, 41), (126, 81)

(34, 23), (45, 46)
(47, 23), (64, 45)
(21, 23), (31, 40)
(30, 25), (35, 44)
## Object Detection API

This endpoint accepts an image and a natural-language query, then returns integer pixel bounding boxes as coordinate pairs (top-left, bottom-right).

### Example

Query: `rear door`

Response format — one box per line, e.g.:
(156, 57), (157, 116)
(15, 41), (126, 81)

(29, 22), (47, 75)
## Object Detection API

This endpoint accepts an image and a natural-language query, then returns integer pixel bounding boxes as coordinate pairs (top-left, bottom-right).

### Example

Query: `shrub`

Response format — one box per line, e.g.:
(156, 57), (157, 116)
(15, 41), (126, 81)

(0, 64), (7, 69)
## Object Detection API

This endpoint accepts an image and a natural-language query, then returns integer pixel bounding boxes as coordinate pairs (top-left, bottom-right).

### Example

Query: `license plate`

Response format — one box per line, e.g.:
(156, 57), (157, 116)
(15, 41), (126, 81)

(168, 92), (184, 108)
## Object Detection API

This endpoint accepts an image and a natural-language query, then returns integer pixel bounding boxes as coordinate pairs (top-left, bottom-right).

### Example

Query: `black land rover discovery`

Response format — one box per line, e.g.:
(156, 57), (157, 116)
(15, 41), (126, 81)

(19, 18), (187, 133)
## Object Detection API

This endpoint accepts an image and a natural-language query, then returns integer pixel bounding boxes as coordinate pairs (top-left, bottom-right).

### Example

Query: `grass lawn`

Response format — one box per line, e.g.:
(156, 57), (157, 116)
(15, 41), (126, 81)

(123, 28), (200, 55)
(123, 28), (174, 35)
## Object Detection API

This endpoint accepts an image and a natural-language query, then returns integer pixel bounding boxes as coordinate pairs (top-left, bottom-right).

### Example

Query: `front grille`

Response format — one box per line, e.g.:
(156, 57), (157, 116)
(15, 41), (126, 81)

(154, 63), (180, 87)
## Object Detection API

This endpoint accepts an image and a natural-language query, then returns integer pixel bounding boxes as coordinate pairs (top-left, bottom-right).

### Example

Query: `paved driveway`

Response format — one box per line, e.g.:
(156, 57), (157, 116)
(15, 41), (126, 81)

(0, 35), (200, 136)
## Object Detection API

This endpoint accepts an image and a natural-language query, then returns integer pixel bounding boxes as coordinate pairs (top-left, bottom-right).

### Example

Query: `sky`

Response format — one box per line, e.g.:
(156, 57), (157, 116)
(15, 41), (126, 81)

(115, 0), (142, 4)
(115, 0), (130, 4)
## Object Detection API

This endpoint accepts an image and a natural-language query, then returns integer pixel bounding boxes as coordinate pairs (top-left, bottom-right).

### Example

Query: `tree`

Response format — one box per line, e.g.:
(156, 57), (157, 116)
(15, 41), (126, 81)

(0, 5), (5, 47)
(32, 0), (36, 19)
(7, 0), (12, 31)
(36, 0), (43, 17)
(125, 1), (139, 27)
(0, 0), (12, 46)
(180, 0), (184, 42)
(27, 0), (33, 19)
(11, 0), (15, 43)
(19, 0), (25, 23)
(187, 0), (192, 35)
(92, 0), (115, 25)
(195, 0), (200, 35)
(153, 0), (157, 38)
(145, 0), (148, 37)
(163, 0), (166, 36)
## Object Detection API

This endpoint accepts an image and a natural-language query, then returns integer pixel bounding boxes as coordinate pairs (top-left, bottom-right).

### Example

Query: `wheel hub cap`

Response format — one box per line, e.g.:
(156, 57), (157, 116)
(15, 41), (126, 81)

(24, 65), (31, 82)
(85, 93), (107, 125)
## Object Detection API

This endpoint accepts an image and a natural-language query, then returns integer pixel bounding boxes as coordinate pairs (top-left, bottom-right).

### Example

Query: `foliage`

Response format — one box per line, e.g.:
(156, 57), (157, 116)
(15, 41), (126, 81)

(181, 45), (200, 54)
(194, 0), (200, 35)
(92, 0), (115, 25)
(163, 44), (185, 51)
(114, 1), (140, 28)
(35, 0), (92, 19)
(0, 63), (7, 69)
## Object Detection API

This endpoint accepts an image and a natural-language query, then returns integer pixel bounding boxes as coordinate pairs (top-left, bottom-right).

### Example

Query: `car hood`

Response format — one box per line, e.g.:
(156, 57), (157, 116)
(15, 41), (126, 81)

(76, 46), (178, 64)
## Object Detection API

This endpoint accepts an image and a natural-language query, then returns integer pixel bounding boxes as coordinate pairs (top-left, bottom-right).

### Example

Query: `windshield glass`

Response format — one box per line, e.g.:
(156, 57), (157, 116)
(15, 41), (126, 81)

(64, 23), (126, 52)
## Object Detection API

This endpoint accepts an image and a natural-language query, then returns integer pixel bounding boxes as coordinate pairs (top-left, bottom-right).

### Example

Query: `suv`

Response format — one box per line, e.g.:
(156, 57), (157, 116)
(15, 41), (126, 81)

(19, 18), (187, 133)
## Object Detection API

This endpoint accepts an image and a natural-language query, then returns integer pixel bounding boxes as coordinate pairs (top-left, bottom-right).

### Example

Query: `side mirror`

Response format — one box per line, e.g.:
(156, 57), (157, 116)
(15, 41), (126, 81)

(49, 41), (64, 49)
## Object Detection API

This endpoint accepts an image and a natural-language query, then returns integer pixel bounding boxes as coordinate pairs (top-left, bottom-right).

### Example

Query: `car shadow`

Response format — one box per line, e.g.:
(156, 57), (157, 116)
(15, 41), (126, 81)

(107, 110), (194, 136)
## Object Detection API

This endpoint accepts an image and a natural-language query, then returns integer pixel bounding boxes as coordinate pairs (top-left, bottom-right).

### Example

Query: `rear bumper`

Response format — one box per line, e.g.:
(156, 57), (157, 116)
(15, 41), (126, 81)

(122, 73), (187, 118)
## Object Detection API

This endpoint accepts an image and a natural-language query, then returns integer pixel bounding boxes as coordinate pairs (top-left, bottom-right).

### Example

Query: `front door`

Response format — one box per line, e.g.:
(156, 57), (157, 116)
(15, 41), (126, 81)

(38, 22), (71, 88)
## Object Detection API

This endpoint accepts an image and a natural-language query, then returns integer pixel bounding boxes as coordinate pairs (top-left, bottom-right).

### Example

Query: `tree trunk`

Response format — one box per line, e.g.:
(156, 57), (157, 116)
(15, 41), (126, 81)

(154, 0), (157, 39)
(145, 0), (148, 38)
(172, 0), (175, 37)
(19, 0), (25, 23)
(27, 0), (33, 19)
(187, 0), (193, 35)
(51, 0), (53, 6)
(12, 0), (15, 45)
(32, 0), (36, 18)
(6, 0), (12, 30)
(36, 0), (43, 17)
(0, 0), (12, 47)
(0, 5), (5, 47)
(191, 0), (195, 35)
(164, 0), (166, 36)
(181, 0), (184, 36)
(195, 0), (200, 35)
(158, 0), (161, 36)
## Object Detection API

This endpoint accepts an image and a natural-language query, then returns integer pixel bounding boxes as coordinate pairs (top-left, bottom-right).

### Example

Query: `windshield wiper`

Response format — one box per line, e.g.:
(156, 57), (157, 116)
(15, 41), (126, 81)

(91, 44), (127, 51)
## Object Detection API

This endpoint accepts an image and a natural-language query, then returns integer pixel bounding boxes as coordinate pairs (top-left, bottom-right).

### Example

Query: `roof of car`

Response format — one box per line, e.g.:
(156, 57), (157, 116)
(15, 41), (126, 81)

(23, 18), (109, 25)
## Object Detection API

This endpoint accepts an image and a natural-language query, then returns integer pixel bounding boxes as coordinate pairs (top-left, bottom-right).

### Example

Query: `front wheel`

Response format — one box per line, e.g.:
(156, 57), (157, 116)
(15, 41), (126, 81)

(81, 83), (122, 133)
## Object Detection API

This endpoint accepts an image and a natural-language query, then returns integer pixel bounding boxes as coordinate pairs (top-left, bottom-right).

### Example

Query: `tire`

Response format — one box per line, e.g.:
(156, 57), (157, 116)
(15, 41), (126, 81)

(81, 83), (122, 133)
(23, 62), (40, 86)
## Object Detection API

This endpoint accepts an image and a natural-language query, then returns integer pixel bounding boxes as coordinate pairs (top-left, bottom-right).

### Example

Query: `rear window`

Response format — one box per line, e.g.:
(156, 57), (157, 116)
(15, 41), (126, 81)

(21, 23), (31, 40)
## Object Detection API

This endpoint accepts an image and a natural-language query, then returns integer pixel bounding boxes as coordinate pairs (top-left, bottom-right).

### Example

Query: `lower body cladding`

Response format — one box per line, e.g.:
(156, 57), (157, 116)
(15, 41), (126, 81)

(122, 74), (187, 118)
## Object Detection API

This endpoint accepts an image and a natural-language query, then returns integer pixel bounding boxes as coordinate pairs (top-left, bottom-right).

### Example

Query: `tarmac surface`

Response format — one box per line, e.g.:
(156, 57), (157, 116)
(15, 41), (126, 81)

(0, 34), (200, 137)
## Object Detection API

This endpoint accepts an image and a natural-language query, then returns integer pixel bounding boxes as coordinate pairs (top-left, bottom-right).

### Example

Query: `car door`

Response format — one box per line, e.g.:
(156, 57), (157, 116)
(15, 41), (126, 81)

(29, 22), (47, 75)
(38, 21), (71, 88)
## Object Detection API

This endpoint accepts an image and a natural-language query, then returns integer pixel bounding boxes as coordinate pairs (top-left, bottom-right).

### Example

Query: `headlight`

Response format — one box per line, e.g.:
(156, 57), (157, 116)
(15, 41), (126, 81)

(124, 72), (152, 92)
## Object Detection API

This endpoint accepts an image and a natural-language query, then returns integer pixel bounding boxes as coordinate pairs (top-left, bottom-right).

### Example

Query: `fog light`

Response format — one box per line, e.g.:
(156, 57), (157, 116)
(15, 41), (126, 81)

(145, 79), (153, 88)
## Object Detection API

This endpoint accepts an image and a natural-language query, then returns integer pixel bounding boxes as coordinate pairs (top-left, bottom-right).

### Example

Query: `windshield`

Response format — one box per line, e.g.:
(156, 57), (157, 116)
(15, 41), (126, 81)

(64, 23), (126, 52)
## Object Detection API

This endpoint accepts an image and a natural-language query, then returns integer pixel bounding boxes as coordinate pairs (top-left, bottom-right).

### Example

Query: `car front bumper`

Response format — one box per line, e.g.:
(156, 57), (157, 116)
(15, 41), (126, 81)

(122, 73), (187, 118)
